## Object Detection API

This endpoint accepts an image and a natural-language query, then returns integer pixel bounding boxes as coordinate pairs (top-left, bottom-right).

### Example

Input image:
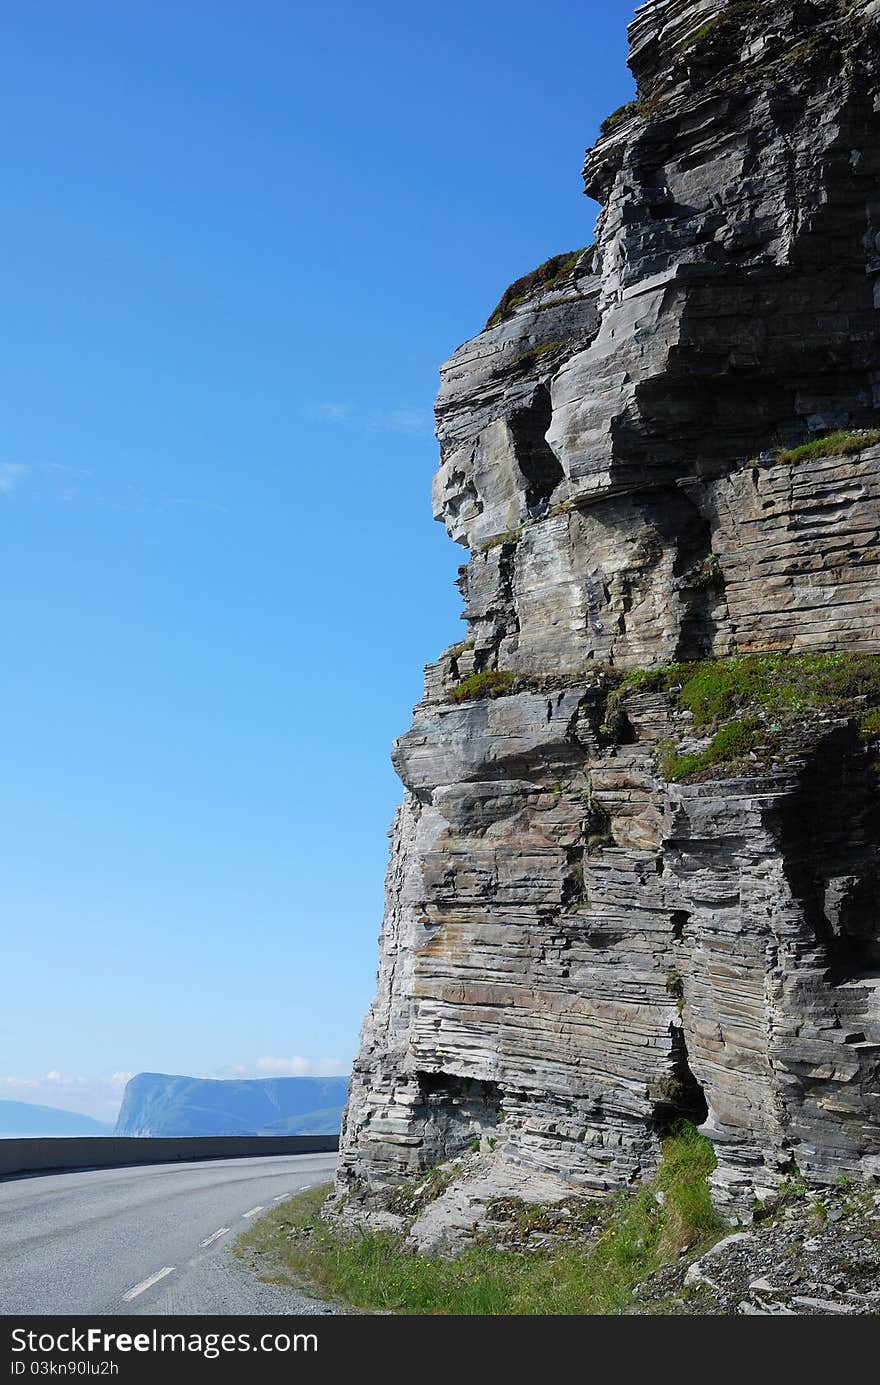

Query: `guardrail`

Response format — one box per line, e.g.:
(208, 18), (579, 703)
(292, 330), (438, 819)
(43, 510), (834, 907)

(0, 1134), (339, 1177)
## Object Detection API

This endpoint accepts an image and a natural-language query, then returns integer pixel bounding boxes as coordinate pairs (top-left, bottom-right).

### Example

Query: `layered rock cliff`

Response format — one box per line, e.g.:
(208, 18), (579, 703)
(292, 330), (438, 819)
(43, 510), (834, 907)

(337, 0), (880, 1239)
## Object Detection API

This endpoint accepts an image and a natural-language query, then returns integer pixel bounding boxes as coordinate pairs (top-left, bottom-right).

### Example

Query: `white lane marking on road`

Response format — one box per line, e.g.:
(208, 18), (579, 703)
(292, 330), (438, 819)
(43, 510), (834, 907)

(200, 1227), (230, 1247)
(122, 1267), (175, 1301)
(242, 1205), (264, 1218)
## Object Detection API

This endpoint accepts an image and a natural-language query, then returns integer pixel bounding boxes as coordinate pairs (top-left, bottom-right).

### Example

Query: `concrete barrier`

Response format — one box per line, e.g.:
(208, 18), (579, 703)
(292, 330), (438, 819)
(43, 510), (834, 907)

(0, 1134), (339, 1178)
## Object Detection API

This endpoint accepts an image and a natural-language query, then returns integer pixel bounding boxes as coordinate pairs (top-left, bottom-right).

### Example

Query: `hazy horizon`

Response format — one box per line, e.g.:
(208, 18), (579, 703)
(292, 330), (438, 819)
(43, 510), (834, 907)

(1, 1067), (354, 1132)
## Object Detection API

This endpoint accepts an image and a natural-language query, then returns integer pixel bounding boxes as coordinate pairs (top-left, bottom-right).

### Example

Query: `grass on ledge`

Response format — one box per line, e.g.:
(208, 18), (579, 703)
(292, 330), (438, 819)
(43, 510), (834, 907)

(609, 651), (880, 782)
(485, 249), (588, 329)
(774, 429), (880, 466)
(658, 717), (760, 782)
(599, 101), (638, 136)
(511, 340), (564, 366)
(448, 670), (516, 703)
(440, 652), (880, 743)
(235, 1123), (725, 1316)
(859, 708), (880, 738)
(617, 651), (880, 728)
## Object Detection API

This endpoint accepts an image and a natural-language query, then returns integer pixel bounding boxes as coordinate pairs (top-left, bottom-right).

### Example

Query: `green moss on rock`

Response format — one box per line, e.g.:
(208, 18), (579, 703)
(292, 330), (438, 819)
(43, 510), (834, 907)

(659, 717), (761, 782)
(599, 101), (638, 136)
(609, 652), (880, 783)
(619, 652), (880, 727)
(774, 429), (880, 466)
(511, 340), (564, 366)
(448, 670), (516, 704)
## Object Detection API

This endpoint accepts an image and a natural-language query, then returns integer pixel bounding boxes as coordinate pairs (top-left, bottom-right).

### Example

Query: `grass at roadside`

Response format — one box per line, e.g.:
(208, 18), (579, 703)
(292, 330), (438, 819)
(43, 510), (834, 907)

(235, 1122), (725, 1315)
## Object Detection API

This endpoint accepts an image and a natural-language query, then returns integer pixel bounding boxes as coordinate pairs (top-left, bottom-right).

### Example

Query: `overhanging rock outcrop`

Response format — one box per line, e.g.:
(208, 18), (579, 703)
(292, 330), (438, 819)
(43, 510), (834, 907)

(337, 0), (880, 1230)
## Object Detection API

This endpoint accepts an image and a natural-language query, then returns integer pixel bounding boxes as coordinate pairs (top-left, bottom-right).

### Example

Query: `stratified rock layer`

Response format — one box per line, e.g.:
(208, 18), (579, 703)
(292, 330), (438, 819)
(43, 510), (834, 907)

(338, 0), (880, 1224)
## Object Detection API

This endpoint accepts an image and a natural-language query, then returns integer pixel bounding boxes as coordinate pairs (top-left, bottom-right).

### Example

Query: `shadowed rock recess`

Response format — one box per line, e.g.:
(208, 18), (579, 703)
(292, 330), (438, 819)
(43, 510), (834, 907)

(337, 0), (880, 1241)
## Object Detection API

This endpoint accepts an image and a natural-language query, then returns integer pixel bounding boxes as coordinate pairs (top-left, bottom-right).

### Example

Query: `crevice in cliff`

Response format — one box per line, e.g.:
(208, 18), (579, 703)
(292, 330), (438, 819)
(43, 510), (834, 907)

(414, 1072), (502, 1164)
(562, 845), (587, 906)
(508, 385), (565, 517)
(773, 725), (880, 978)
(651, 1023), (709, 1134)
(669, 504), (729, 662)
(470, 540), (520, 674)
(670, 910), (689, 941)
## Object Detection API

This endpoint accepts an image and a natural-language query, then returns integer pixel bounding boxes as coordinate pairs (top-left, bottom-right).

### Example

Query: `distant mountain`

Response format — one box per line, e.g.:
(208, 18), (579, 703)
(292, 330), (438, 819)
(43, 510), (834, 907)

(114, 1072), (349, 1137)
(0, 1099), (114, 1137)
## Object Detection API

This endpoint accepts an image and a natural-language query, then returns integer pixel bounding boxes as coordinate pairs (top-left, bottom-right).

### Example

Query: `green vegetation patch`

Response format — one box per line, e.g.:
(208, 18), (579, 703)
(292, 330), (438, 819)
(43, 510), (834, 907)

(665, 967), (685, 1004)
(752, 1170), (809, 1224)
(440, 654), (880, 767)
(859, 708), (880, 738)
(682, 17), (724, 49)
(784, 37), (820, 65)
(677, 1), (760, 55)
(384, 1163), (459, 1217)
(446, 638), (474, 660)
(608, 652), (880, 782)
(599, 101), (638, 136)
(774, 429), (880, 466)
(617, 652), (880, 728)
(511, 340), (564, 367)
(448, 670), (516, 703)
(659, 717), (760, 782)
(480, 1194), (604, 1247)
(653, 1122), (722, 1255)
(486, 250), (588, 329)
(476, 527), (522, 554)
(598, 93), (673, 134)
(235, 1123), (725, 1315)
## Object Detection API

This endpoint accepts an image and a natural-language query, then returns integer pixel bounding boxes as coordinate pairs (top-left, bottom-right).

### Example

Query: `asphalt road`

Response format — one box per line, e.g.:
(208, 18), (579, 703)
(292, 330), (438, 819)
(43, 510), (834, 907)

(0, 1152), (339, 1315)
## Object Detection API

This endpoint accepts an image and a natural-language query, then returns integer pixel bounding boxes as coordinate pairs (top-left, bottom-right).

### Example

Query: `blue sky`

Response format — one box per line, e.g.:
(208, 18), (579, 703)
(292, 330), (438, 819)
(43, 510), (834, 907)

(0, 0), (636, 1121)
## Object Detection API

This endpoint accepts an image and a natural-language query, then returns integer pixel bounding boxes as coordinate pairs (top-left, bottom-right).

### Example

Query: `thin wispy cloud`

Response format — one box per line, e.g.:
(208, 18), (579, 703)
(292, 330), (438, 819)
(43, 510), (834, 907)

(0, 463), (29, 493)
(306, 401), (432, 436)
(256, 1055), (347, 1077)
(0, 459), (227, 515)
(218, 1055), (348, 1079)
(377, 407), (430, 436)
(310, 402), (355, 426)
